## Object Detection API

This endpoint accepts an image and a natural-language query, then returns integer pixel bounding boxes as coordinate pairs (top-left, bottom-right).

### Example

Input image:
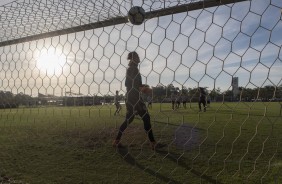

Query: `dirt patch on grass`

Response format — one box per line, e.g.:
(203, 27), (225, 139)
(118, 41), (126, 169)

(173, 123), (203, 150)
(55, 127), (116, 149)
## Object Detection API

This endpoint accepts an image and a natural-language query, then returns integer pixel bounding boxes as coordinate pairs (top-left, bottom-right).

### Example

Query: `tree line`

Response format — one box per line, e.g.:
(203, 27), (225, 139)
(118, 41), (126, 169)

(0, 84), (281, 108)
(150, 84), (282, 102)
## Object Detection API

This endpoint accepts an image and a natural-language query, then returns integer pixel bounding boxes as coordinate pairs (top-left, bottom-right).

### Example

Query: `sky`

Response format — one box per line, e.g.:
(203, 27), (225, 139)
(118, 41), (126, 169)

(0, 0), (12, 5)
(0, 0), (281, 97)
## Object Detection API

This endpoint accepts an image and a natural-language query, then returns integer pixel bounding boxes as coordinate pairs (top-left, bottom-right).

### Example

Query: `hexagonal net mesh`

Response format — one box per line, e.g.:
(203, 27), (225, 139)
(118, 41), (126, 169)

(0, 0), (281, 183)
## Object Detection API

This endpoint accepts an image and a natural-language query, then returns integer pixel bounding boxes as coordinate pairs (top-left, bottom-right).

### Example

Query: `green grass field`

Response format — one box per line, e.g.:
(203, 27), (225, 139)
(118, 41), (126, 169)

(0, 102), (281, 183)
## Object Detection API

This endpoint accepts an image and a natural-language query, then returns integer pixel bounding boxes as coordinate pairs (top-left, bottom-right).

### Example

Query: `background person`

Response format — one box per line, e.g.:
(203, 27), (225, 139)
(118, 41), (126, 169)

(114, 90), (122, 115)
(147, 95), (152, 109)
(182, 93), (187, 109)
(199, 87), (207, 112)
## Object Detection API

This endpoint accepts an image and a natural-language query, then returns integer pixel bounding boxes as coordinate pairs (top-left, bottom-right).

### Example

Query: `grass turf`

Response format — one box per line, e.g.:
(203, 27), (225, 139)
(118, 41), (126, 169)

(0, 102), (281, 183)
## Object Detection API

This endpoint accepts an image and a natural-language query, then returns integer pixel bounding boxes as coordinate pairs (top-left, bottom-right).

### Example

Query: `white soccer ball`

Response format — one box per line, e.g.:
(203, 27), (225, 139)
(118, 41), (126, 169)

(128, 6), (145, 25)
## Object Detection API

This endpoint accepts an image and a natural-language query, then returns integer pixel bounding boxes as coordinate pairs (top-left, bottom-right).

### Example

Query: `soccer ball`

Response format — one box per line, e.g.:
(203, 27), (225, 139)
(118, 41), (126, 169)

(128, 6), (145, 25)
(140, 85), (152, 94)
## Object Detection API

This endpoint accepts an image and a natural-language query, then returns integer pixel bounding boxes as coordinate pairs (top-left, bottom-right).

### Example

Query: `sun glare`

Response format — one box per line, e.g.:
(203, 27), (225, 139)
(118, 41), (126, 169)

(36, 48), (67, 75)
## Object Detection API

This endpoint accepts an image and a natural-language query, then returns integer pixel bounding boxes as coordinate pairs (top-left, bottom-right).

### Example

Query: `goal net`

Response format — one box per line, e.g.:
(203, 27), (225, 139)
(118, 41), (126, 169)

(0, 0), (281, 183)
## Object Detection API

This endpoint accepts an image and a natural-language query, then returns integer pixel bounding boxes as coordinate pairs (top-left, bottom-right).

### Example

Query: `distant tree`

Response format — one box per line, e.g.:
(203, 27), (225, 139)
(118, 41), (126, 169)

(152, 84), (166, 102)
(277, 85), (282, 98)
(14, 92), (32, 105)
(167, 84), (175, 94)
(181, 86), (189, 94)
(209, 87), (221, 102)
(260, 85), (275, 100)
(224, 90), (233, 101)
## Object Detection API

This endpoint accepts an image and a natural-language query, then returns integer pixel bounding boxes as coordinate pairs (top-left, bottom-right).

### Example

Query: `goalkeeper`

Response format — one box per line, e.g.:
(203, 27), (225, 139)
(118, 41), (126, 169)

(113, 51), (157, 150)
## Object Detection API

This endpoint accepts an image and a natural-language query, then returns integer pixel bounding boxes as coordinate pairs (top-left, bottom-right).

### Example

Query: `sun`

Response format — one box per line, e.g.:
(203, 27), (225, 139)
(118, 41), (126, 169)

(36, 48), (67, 75)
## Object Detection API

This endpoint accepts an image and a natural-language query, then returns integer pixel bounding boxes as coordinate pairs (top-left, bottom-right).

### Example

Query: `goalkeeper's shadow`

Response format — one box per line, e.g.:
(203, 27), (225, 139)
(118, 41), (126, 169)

(117, 147), (181, 184)
(155, 149), (222, 184)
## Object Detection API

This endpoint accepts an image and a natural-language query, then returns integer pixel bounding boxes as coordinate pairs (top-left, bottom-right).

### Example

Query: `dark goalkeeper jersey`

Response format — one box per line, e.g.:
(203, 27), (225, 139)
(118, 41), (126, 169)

(125, 64), (143, 105)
